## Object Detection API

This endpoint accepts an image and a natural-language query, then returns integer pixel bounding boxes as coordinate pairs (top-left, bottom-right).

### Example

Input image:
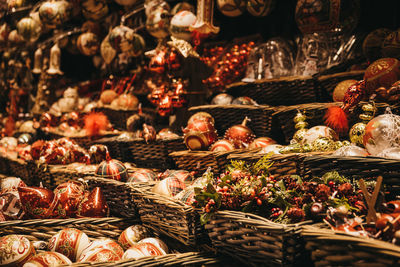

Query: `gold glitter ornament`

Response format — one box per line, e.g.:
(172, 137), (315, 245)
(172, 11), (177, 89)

(312, 137), (336, 152)
(349, 122), (366, 146)
(293, 128), (307, 143)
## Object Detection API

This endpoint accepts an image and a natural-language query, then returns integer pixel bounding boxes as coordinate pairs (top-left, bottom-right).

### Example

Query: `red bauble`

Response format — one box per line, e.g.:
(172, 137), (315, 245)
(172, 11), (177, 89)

(364, 58), (400, 93)
(224, 117), (255, 149)
(210, 139), (235, 152)
(187, 112), (215, 125)
(95, 159), (129, 181)
(78, 187), (109, 218)
(18, 186), (55, 219)
(248, 137), (276, 149)
(53, 181), (85, 218)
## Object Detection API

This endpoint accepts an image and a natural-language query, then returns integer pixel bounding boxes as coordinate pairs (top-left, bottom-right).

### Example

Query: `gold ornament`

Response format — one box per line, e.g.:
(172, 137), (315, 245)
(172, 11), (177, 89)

(349, 102), (377, 146)
(292, 110), (309, 144)
(293, 128), (307, 144)
(167, 36), (199, 58)
(311, 137), (336, 152)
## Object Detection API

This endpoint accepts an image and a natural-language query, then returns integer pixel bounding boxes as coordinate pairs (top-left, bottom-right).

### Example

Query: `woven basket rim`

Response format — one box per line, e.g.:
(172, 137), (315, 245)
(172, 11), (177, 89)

(169, 148), (252, 158)
(226, 75), (314, 89)
(0, 217), (133, 227)
(95, 105), (156, 113)
(45, 129), (120, 139)
(189, 104), (274, 111)
(317, 69), (365, 81)
(304, 154), (400, 164)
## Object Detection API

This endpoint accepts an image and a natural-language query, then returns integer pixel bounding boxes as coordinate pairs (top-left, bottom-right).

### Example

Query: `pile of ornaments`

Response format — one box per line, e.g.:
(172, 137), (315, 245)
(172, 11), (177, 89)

(98, 90), (139, 111)
(201, 41), (256, 92)
(183, 112), (275, 152)
(0, 225), (170, 265)
(0, 178), (108, 221)
(48, 87), (94, 117)
(211, 93), (258, 105)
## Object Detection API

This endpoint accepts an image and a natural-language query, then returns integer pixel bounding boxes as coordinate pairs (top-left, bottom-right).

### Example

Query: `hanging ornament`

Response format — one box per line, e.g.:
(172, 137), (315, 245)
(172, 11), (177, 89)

(24, 252), (72, 266)
(16, 17), (41, 43)
(247, 0), (275, 17)
(217, 0), (246, 17)
(172, 2), (195, 15)
(190, 0), (219, 36)
(100, 35), (116, 65)
(95, 159), (129, 181)
(170, 10), (197, 41)
(47, 42), (64, 75)
(210, 139), (235, 152)
(146, 5), (171, 40)
(118, 225), (150, 250)
(188, 112), (215, 125)
(0, 235), (35, 266)
(109, 25), (145, 57)
(77, 32), (100, 56)
(32, 47), (43, 74)
(81, 0), (109, 21)
(224, 117), (255, 149)
(39, 0), (72, 28)
(48, 228), (90, 261)
(291, 110), (308, 144)
(349, 102), (376, 146)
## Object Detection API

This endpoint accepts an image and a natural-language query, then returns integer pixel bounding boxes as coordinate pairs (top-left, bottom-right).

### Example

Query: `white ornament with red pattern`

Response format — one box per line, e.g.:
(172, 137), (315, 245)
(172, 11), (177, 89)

(122, 243), (166, 260)
(0, 235), (35, 266)
(23, 251), (72, 267)
(210, 139), (235, 152)
(138, 238), (169, 253)
(48, 228), (90, 261)
(248, 137), (276, 149)
(118, 225), (150, 250)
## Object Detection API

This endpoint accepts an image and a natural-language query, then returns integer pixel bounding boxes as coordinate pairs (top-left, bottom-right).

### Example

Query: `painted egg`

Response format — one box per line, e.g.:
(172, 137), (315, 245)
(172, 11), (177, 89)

(122, 243), (166, 260)
(23, 252), (72, 267)
(224, 121), (255, 149)
(159, 170), (193, 182)
(118, 225), (150, 250)
(95, 159), (129, 181)
(77, 239), (123, 262)
(48, 228), (90, 261)
(53, 181), (85, 218)
(18, 186), (55, 219)
(152, 177), (186, 197)
(170, 10), (196, 41)
(332, 79), (357, 102)
(0, 235), (35, 266)
(39, 0), (72, 28)
(138, 238), (168, 253)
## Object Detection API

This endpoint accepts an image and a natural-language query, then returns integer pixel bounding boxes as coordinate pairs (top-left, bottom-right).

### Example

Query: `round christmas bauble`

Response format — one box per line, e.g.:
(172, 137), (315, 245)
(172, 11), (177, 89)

(23, 252), (72, 267)
(333, 145), (368, 157)
(332, 79), (357, 102)
(302, 126), (339, 145)
(118, 225), (150, 250)
(232, 96), (257, 105)
(295, 0), (360, 34)
(77, 187), (108, 217)
(53, 181), (85, 218)
(19, 120), (35, 133)
(364, 58), (400, 93)
(157, 128), (180, 140)
(248, 137), (276, 149)
(349, 122), (366, 146)
(146, 6), (170, 39)
(122, 242), (165, 260)
(211, 93), (233, 105)
(171, 2), (195, 15)
(48, 228), (90, 261)
(224, 118), (255, 149)
(0, 235), (35, 266)
(16, 17), (41, 43)
(18, 133), (32, 145)
(362, 28), (392, 61)
(109, 26), (145, 57)
(39, 0), (71, 28)
(77, 32), (100, 56)
(81, 0), (109, 21)
(217, 0), (246, 17)
(311, 137), (336, 152)
(138, 238), (168, 253)
(127, 169), (157, 183)
(247, 0), (275, 17)
(114, 0), (137, 6)
(18, 186), (55, 219)
(363, 114), (400, 155)
(160, 170), (193, 182)
(77, 239), (123, 262)
(110, 94), (139, 110)
(152, 177), (185, 197)
(100, 90), (118, 105)
(170, 10), (196, 41)
(89, 144), (109, 164)
(382, 29), (400, 59)
(184, 131), (217, 150)
(210, 139), (235, 152)
(377, 147), (400, 160)
(95, 159), (129, 181)
(100, 35), (116, 65)
(187, 112), (215, 125)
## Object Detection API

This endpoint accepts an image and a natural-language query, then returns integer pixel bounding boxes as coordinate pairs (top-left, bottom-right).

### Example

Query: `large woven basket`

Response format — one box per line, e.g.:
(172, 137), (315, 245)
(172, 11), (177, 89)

(303, 154), (400, 195)
(169, 149), (249, 175)
(133, 184), (208, 247)
(302, 224), (400, 267)
(188, 104), (275, 137)
(226, 75), (318, 106)
(205, 210), (311, 267)
(0, 155), (39, 185)
(0, 217), (136, 241)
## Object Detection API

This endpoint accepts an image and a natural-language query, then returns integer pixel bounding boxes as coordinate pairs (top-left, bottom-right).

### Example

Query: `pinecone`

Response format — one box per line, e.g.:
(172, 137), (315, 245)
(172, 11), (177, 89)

(338, 183), (353, 196)
(287, 207), (305, 223)
(315, 184), (331, 202)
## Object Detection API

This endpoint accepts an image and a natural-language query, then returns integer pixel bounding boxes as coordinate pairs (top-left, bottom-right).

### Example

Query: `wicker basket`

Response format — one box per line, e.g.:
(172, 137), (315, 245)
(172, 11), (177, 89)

(44, 130), (120, 149)
(133, 184), (208, 247)
(226, 75), (318, 106)
(302, 224), (400, 267)
(316, 70), (365, 101)
(0, 156), (39, 185)
(94, 106), (157, 130)
(188, 104), (275, 137)
(90, 136), (128, 162)
(169, 149), (248, 175)
(303, 154), (400, 195)
(204, 210), (311, 266)
(0, 217), (136, 241)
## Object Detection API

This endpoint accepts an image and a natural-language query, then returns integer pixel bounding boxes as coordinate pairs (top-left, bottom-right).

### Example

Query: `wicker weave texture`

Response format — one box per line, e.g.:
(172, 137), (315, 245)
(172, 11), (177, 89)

(188, 105), (274, 137)
(94, 107), (156, 130)
(205, 211), (310, 267)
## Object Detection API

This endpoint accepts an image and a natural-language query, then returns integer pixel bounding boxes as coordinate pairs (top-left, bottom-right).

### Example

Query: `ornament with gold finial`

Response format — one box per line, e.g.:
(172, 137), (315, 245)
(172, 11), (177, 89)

(349, 101), (377, 147)
(291, 109), (308, 144)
